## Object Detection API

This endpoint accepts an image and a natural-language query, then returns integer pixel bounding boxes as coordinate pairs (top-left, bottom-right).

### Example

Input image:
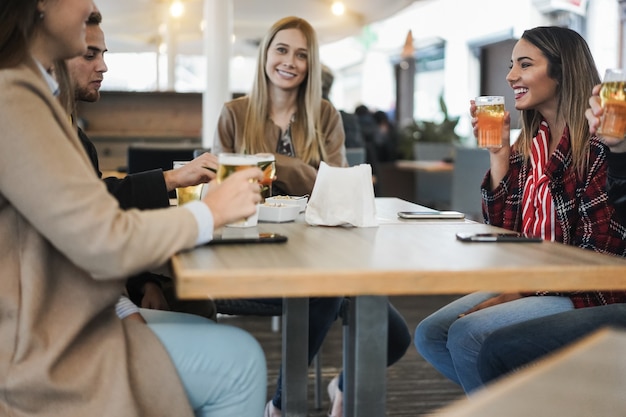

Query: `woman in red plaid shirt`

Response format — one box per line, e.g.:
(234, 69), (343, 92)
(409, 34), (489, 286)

(414, 26), (626, 394)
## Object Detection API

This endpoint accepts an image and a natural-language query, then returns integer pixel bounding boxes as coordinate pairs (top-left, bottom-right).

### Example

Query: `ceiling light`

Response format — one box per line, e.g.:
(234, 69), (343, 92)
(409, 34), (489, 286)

(169, 1), (184, 18)
(331, 1), (345, 16)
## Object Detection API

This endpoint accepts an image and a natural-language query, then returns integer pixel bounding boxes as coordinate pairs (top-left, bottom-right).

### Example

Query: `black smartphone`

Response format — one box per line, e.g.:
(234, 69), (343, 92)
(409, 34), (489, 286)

(398, 211), (465, 220)
(206, 233), (288, 245)
(455, 232), (542, 243)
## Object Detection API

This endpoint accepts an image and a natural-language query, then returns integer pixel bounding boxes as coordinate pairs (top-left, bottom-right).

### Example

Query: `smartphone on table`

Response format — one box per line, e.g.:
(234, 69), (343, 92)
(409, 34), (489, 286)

(398, 211), (465, 220)
(206, 233), (288, 245)
(455, 232), (542, 243)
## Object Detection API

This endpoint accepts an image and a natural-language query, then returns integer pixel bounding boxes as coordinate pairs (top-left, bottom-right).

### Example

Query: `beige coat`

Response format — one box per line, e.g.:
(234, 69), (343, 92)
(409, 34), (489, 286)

(214, 96), (348, 196)
(0, 61), (197, 416)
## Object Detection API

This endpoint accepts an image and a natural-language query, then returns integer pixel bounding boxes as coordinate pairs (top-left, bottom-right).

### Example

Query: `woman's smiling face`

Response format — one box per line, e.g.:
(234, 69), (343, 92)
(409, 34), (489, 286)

(265, 28), (308, 91)
(506, 38), (559, 114)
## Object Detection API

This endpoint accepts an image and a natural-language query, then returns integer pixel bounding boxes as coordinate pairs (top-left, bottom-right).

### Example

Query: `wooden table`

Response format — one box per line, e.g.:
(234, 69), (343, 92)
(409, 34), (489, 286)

(172, 197), (626, 416)
(433, 327), (626, 416)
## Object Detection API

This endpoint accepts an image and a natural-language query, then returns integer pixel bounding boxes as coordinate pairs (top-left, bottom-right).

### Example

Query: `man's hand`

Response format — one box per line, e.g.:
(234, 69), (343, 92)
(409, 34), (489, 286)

(163, 152), (219, 192)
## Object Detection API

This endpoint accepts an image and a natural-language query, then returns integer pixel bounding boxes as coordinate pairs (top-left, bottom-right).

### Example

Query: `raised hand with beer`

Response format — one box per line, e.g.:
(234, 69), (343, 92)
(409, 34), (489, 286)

(586, 82), (626, 152)
(475, 96), (506, 148)
(598, 69), (626, 142)
(215, 153), (263, 227)
(205, 154), (262, 229)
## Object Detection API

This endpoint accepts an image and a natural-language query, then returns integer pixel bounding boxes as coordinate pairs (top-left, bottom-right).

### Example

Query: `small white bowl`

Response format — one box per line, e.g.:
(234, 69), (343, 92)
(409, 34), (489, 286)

(258, 203), (300, 223)
(265, 195), (308, 213)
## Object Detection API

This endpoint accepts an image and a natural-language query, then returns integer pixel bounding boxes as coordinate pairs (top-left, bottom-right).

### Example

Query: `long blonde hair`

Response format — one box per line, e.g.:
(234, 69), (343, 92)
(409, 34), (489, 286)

(514, 26), (601, 176)
(242, 16), (325, 164)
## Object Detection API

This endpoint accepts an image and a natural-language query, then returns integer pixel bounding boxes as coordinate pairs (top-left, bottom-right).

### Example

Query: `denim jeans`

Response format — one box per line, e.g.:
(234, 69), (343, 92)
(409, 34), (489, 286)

(143, 309), (267, 417)
(478, 303), (626, 384)
(413, 292), (574, 393)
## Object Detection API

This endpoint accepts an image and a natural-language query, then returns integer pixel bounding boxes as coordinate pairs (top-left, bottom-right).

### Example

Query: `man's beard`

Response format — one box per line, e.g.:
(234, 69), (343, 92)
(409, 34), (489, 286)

(76, 88), (99, 103)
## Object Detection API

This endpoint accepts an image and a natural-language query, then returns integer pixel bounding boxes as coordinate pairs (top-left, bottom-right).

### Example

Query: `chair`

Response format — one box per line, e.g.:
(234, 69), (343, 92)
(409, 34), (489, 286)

(450, 146), (490, 221)
(127, 143), (199, 197)
(192, 148), (212, 158)
(345, 147), (366, 166)
(413, 142), (455, 209)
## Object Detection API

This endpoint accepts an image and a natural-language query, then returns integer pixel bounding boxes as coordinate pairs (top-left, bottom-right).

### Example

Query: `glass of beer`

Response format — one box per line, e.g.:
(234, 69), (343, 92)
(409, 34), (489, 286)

(255, 153), (276, 201)
(598, 69), (626, 141)
(475, 96), (505, 148)
(217, 153), (261, 227)
(173, 161), (203, 206)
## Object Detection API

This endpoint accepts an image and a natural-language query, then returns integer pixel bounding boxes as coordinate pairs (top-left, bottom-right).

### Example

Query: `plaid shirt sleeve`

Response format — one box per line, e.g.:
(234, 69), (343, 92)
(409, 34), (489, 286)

(481, 151), (526, 232)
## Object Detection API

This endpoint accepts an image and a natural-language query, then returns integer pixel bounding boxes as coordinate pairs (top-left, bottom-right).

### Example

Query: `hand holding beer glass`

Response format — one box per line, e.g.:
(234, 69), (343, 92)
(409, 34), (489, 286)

(475, 96), (505, 148)
(217, 153), (262, 227)
(173, 161), (204, 206)
(598, 69), (626, 142)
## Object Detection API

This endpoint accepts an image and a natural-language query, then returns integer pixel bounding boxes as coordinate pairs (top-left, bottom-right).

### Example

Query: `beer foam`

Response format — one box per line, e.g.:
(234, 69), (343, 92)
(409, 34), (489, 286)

(255, 152), (275, 162)
(218, 153), (258, 165)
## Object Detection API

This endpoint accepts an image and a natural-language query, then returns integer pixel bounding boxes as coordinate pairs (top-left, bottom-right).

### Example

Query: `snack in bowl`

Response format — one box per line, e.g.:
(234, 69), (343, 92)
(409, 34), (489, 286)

(258, 202), (300, 223)
(265, 195), (308, 213)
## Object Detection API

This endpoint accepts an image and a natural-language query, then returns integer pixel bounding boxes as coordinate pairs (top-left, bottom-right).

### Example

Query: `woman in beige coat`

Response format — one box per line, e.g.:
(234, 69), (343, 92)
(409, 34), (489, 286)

(0, 1), (266, 416)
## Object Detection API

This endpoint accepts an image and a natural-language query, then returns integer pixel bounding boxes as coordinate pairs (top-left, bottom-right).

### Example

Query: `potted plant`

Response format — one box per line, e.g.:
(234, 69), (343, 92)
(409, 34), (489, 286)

(398, 93), (461, 160)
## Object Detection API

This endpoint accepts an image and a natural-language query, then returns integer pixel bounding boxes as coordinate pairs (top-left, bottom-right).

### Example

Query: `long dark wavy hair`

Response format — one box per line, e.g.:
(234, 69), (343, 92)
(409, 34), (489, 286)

(514, 26), (601, 176)
(0, 0), (39, 69)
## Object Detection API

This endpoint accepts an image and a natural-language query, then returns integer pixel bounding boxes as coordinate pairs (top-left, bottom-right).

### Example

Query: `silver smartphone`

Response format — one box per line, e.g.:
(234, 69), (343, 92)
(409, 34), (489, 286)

(398, 211), (465, 220)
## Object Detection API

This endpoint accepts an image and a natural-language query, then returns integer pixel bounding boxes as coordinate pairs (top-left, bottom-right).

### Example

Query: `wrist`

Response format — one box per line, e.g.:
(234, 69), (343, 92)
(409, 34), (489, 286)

(162, 170), (177, 192)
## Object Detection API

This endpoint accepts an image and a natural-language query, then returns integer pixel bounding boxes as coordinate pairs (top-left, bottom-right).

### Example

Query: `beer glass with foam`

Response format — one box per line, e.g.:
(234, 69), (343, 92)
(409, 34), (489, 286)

(217, 153), (260, 227)
(173, 161), (203, 206)
(598, 69), (626, 141)
(475, 96), (505, 148)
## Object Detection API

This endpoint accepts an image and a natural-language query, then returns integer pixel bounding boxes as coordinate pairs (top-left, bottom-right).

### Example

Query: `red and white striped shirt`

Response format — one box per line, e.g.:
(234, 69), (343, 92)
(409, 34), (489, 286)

(521, 122), (556, 240)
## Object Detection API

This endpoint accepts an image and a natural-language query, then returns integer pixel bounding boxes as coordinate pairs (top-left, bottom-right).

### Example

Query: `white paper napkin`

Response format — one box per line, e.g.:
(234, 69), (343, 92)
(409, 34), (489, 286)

(305, 162), (378, 227)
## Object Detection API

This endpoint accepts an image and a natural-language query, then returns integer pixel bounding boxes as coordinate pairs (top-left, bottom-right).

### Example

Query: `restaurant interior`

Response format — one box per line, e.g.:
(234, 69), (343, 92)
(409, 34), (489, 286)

(79, 0), (626, 416)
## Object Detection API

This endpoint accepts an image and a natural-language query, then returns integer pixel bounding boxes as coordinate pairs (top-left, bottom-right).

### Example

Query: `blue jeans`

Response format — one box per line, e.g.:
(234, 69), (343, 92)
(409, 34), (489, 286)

(478, 303), (626, 384)
(257, 298), (411, 409)
(142, 309), (267, 417)
(413, 292), (574, 393)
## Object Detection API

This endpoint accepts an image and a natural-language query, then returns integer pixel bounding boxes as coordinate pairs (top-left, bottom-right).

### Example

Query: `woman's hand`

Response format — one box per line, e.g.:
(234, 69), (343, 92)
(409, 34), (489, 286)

(586, 84), (626, 152)
(459, 292), (523, 317)
(470, 100), (511, 189)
